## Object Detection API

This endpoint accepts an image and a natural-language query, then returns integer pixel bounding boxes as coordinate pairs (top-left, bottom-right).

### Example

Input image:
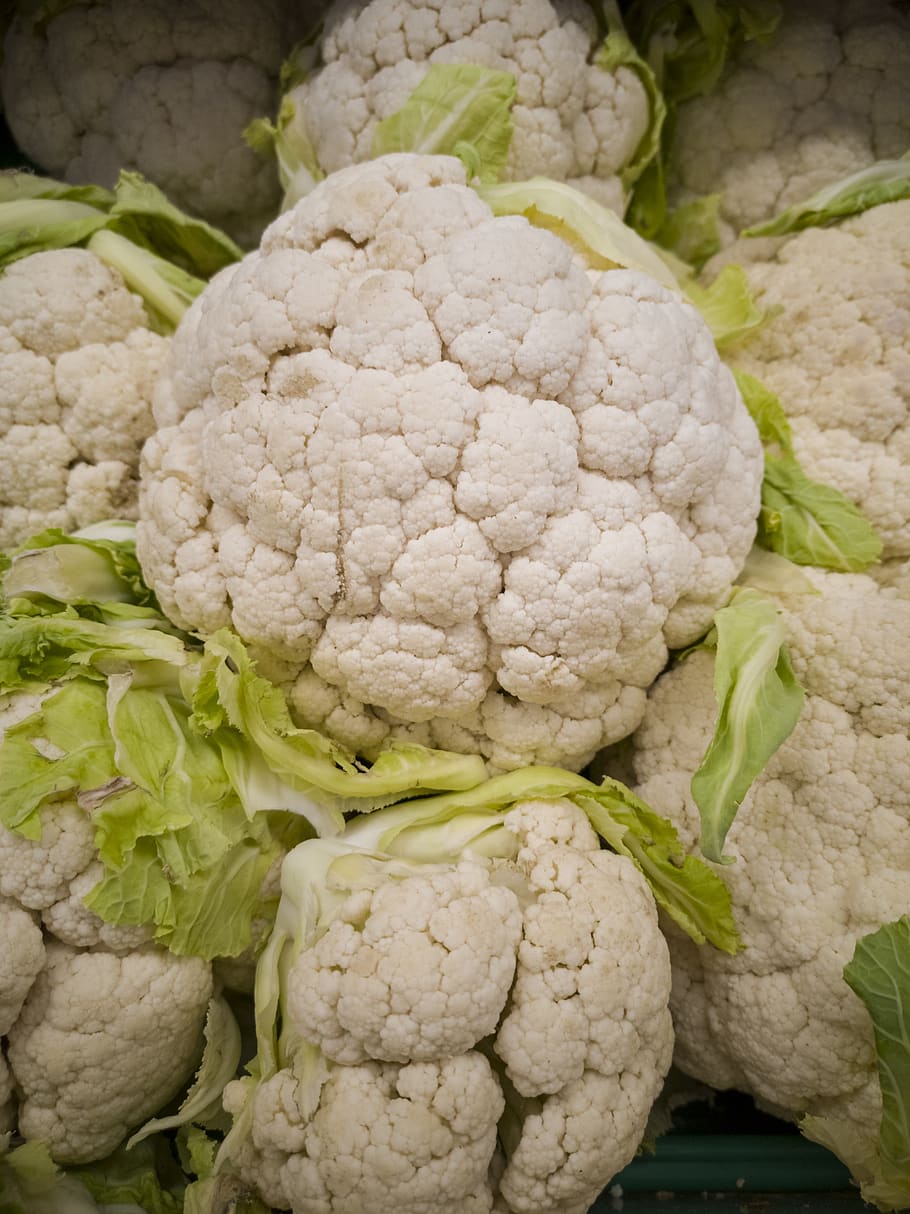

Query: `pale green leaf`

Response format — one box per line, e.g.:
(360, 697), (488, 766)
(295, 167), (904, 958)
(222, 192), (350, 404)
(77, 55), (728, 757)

(805, 918), (910, 1211)
(128, 993), (242, 1145)
(690, 588), (805, 863)
(476, 176), (681, 289)
(743, 153), (910, 237)
(372, 63), (516, 184)
(760, 455), (884, 573)
(683, 263), (773, 346)
(593, 2), (667, 190)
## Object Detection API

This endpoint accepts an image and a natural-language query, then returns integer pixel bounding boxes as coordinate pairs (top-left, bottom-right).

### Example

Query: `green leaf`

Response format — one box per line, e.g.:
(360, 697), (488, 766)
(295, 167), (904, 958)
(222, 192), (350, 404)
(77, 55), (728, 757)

(73, 1138), (186, 1214)
(834, 917), (910, 1210)
(0, 680), (116, 833)
(0, 1140), (101, 1213)
(577, 779), (742, 953)
(743, 153), (910, 237)
(689, 587), (804, 863)
(128, 993), (243, 1145)
(593, 1), (667, 191)
(733, 368), (793, 452)
(622, 1), (783, 238)
(0, 610), (192, 694)
(103, 681), (234, 864)
(475, 176), (682, 290)
(107, 170), (243, 275)
(683, 263), (773, 347)
(344, 765), (742, 953)
(732, 371), (884, 572)
(372, 63), (516, 184)
(3, 522), (159, 610)
(622, 1), (782, 104)
(0, 197), (109, 266)
(84, 827), (282, 958)
(734, 545), (821, 598)
(0, 169), (114, 208)
(244, 94), (324, 209)
(0, 168), (239, 326)
(760, 454), (884, 573)
(653, 192), (722, 268)
(86, 228), (207, 332)
(195, 629), (488, 813)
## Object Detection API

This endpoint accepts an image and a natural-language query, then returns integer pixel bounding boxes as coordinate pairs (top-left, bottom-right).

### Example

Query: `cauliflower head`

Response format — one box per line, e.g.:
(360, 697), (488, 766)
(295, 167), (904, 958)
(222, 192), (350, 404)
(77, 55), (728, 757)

(0, 247), (169, 552)
(287, 0), (653, 214)
(0, 0), (308, 245)
(0, 690), (213, 1165)
(665, 0), (910, 242)
(218, 797), (674, 1214)
(624, 565), (910, 1186)
(719, 200), (910, 560)
(136, 152), (763, 773)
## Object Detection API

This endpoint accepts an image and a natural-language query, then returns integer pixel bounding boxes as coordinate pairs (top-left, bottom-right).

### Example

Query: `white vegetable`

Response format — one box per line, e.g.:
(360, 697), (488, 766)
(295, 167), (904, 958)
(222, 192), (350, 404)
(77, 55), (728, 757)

(0, 247), (169, 552)
(665, 0), (910, 244)
(0, 0), (310, 245)
(622, 564), (910, 1207)
(271, 0), (656, 214)
(136, 152), (764, 773)
(217, 795), (676, 1213)
(719, 199), (910, 561)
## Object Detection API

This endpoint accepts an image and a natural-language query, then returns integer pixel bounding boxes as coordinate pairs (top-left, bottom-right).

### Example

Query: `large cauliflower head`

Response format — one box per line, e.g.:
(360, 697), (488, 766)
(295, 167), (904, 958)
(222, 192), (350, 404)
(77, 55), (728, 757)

(137, 152), (763, 773)
(288, 0), (653, 212)
(0, 247), (169, 553)
(665, 0), (910, 242)
(718, 200), (910, 561)
(220, 799), (674, 1214)
(0, 0), (308, 245)
(625, 566), (910, 1175)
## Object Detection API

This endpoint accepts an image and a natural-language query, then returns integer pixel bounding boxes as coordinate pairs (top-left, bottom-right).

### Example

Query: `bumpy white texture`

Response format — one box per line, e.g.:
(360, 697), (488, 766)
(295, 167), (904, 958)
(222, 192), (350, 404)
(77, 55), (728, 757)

(137, 153), (762, 773)
(718, 201), (910, 559)
(627, 568), (910, 1174)
(227, 1052), (503, 1214)
(493, 800), (673, 1214)
(0, 0), (308, 244)
(666, 0), (910, 241)
(225, 798), (673, 1213)
(288, 859), (524, 1064)
(6, 940), (213, 1163)
(0, 248), (169, 552)
(0, 898), (45, 1036)
(293, 0), (651, 214)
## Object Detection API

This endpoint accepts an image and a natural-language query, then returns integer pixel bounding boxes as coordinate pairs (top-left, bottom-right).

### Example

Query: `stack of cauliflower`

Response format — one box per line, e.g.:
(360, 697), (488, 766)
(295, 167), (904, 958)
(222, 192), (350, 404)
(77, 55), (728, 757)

(1, 1), (910, 1211)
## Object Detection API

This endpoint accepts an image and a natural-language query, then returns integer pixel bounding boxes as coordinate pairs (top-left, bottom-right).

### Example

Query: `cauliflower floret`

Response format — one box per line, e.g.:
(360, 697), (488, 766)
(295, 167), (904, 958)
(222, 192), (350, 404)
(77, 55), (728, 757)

(0, 248), (170, 551)
(287, 859), (524, 1064)
(0, 0), (312, 244)
(666, 0), (910, 242)
(6, 939), (213, 1163)
(717, 200), (910, 559)
(624, 566), (910, 1192)
(0, 804), (97, 912)
(0, 898), (45, 1036)
(289, 0), (652, 214)
(137, 152), (763, 773)
(493, 802), (673, 1214)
